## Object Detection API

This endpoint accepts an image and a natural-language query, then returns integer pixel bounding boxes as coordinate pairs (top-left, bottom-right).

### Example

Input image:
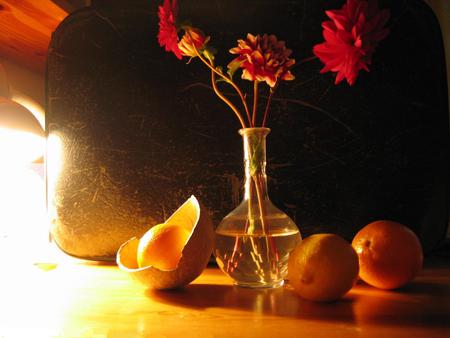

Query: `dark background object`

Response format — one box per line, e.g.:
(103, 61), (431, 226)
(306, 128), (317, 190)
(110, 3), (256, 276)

(46, 0), (449, 260)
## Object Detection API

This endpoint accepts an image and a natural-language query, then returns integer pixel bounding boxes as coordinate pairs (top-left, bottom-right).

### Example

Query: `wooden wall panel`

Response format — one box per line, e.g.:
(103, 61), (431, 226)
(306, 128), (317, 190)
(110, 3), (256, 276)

(0, 0), (67, 73)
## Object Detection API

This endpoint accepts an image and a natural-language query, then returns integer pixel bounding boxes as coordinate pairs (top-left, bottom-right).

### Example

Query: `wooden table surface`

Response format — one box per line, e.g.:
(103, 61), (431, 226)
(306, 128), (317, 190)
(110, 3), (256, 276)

(0, 252), (449, 338)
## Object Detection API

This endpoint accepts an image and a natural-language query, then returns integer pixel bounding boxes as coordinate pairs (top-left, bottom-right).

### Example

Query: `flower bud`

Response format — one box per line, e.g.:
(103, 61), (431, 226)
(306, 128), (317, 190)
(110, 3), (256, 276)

(178, 27), (210, 58)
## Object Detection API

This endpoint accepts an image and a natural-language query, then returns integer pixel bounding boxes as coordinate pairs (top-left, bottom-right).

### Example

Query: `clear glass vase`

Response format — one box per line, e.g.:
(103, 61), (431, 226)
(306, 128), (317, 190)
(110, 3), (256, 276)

(214, 127), (302, 288)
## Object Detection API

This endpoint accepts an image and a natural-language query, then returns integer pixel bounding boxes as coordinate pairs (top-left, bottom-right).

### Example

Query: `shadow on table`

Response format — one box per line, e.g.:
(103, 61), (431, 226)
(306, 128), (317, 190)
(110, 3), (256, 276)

(146, 280), (450, 328)
(147, 283), (356, 324)
(347, 280), (450, 328)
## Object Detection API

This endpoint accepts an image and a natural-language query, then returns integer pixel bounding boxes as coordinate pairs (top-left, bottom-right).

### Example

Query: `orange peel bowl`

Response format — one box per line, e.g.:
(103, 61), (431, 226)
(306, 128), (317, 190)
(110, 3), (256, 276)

(116, 195), (214, 289)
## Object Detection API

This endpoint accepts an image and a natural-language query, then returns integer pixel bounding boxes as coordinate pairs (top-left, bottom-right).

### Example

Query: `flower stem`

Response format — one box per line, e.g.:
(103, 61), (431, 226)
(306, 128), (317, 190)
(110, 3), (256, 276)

(209, 63), (247, 129)
(252, 171), (280, 272)
(187, 31), (252, 127)
(261, 89), (274, 128)
(298, 55), (318, 65)
(252, 175), (267, 235)
(252, 81), (259, 127)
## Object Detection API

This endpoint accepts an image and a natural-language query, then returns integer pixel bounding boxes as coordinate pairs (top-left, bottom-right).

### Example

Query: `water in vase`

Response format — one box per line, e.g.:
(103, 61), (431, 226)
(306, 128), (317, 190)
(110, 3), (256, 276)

(214, 213), (301, 288)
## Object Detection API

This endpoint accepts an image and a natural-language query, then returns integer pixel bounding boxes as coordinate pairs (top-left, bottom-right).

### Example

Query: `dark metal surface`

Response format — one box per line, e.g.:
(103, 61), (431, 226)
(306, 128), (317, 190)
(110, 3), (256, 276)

(46, 0), (449, 259)
(51, 0), (90, 12)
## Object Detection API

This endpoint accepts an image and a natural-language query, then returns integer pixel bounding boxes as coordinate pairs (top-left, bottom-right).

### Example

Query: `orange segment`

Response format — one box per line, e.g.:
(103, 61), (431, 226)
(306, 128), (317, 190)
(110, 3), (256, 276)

(137, 223), (191, 270)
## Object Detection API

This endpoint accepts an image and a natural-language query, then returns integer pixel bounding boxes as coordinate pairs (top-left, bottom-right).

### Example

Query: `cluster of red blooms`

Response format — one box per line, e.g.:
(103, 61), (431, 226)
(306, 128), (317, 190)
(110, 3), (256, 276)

(157, 0), (390, 123)
(158, 0), (295, 89)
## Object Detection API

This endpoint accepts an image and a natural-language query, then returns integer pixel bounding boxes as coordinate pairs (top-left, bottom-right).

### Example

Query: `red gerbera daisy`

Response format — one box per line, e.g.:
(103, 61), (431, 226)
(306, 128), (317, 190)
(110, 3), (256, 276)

(157, 0), (182, 60)
(313, 0), (390, 85)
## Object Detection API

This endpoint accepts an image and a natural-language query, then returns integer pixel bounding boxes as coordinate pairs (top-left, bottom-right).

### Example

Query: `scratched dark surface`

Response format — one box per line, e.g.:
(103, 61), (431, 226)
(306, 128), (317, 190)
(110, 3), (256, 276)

(46, 0), (449, 259)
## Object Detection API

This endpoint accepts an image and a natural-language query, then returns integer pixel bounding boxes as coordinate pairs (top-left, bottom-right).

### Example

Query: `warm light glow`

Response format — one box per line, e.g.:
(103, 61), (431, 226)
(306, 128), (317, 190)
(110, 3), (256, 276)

(46, 132), (65, 255)
(0, 96), (47, 263)
(0, 164), (47, 263)
(47, 132), (63, 182)
(0, 260), (99, 336)
(0, 96), (45, 163)
(0, 127), (45, 164)
(46, 133), (64, 224)
(11, 92), (45, 130)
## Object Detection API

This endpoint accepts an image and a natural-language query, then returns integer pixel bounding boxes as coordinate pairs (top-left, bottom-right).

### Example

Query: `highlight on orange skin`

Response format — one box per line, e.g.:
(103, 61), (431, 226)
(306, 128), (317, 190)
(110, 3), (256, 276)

(137, 223), (191, 270)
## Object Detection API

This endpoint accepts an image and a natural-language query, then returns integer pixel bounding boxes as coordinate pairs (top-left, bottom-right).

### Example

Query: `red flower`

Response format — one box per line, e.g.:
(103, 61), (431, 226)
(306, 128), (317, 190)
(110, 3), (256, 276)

(229, 33), (295, 88)
(157, 0), (182, 60)
(178, 27), (210, 58)
(313, 0), (390, 85)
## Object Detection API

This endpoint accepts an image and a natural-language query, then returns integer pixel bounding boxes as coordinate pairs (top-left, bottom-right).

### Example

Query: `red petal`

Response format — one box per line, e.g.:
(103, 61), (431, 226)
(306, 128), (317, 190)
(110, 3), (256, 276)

(326, 10), (349, 31)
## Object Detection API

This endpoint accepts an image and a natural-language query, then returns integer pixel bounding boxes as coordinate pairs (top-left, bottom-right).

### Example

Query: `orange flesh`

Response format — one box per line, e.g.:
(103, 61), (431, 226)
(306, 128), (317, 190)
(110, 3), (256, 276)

(137, 224), (191, 270)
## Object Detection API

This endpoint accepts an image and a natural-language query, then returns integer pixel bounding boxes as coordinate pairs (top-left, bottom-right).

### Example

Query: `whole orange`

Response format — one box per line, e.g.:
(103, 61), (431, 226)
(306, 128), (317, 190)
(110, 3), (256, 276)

(288, 233), (359, 302)
(352, 220), (423, 290)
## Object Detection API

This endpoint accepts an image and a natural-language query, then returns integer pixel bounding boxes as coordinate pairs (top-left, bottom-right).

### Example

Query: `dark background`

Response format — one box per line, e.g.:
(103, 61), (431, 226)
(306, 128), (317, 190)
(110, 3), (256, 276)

(47, 0), (449, 259)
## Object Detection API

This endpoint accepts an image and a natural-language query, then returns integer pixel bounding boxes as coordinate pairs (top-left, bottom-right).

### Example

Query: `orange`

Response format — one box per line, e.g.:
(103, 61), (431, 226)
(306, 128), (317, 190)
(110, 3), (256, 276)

(288, 233), (359, 302)
(117, 195), (215, 289)
(137, 223), (191, 270)
(352, 220), (423, 290)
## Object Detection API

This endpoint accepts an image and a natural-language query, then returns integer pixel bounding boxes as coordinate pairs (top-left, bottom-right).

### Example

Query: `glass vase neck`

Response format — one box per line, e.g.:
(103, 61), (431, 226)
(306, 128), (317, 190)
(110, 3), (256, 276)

(239, 127), (270, 201)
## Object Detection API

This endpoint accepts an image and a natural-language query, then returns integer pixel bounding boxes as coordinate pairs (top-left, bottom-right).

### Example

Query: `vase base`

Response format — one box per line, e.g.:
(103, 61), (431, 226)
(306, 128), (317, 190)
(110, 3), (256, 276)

(233, 279), (285, 289)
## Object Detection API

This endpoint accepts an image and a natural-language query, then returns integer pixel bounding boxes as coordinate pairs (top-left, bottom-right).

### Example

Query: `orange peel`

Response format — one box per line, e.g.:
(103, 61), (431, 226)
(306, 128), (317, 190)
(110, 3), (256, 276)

(116, 195), (214, 289)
